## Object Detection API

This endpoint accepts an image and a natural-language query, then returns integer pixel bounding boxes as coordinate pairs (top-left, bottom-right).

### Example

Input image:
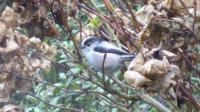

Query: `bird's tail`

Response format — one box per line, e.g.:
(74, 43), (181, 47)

(120, 54), (136, 61)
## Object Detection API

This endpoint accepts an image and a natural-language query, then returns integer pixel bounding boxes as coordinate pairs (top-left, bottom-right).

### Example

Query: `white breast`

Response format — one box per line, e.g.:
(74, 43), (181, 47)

(85, 50), (122, 74)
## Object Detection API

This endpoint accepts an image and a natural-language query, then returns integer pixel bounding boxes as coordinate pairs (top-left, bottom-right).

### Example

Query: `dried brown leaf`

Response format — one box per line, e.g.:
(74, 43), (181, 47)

(0, 21), (7, 37)
(128, 53), (144, 71)
(1, 7), (17, 27)
(140, 57), (169, 79)
(103, 0), (114, 12)
(1, 104), (21, 112)
(0, 83), (10, 103)
(124, 71), (151, 87)
(29, 36), (41, 44)
(135, 5), (155, 25)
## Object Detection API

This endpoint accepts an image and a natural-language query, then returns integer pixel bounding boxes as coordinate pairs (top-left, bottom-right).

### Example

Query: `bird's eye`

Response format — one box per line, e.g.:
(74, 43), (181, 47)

(87, 43), (91, 46)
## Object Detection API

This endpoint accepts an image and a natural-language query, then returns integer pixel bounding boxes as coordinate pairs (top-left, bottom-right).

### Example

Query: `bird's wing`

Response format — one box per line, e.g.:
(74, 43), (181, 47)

(94, 46), (130, 55)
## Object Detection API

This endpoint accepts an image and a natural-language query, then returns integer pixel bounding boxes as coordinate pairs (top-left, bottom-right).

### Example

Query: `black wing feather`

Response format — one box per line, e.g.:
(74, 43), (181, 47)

(94, 46), (130, 55)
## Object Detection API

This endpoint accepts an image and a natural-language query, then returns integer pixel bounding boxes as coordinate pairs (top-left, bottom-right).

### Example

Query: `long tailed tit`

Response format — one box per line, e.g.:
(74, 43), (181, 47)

(81, 36), (135, 74)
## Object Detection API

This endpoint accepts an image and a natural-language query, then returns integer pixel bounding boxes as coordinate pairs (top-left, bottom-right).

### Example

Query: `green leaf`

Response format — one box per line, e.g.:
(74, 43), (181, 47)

(112, 108), (118, 112)
(71, 67), (81, 74)
(82, 81), (92, 89)
(26, 95), (37, 103)
(66, 75), (74, 87)
(25, 107), (41, 112)
(49, 97), (60, 105)
(59, 72), (67, 80)
(89, 16), (100, 27)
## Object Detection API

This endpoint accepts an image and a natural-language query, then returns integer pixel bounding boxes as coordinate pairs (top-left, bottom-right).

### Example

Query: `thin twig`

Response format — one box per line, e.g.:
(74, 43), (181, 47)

(178, 48), (200, 77)
(97, 95), (129, 112)
(73, 17), (83, 42)
(0, 0), (7, 13)
(140, 94), (171, 112)
(179, 84), (200, 111)
(102, 53), (107, 88)
(178, 0), (190, 15)
(192, 0), (197, 32)
(153, 18), (200, 42)
(110, 75), (135, 90)
(34, 48), (172, 111)
(65, 15), (82, 61)
(74, 1), (127, 38)
(123, 0), (141, 32)
(188, 77), (192, 112)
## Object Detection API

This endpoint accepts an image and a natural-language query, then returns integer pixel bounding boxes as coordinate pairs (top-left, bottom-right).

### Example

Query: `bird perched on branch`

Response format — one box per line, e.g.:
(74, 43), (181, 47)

(81, 36), (135, 74)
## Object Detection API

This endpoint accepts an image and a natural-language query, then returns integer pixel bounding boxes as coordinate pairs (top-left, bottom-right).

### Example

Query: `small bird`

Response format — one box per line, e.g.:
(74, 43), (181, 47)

(81, 36), (135, 74)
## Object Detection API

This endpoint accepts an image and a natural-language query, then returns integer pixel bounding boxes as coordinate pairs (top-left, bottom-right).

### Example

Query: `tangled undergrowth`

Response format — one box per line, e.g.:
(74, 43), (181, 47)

(0, 0), (199, 112)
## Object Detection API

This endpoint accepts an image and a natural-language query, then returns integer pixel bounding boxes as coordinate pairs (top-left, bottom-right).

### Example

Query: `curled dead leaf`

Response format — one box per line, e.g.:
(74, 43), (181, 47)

(145, 64), (180, 99)
(41, 59), (51, 69)
(175, 37), (184, 48)
(124, 71), (151, 87)
(103, 0), (114, 12)
(30, 59), (41, 68)
(135, 5), (155, 25)
(1, 104), (21, 112)
(162, 0), (200, 16)
(140, 57), (169, 79)
(162, 50), (177, 58)
(15, 33), (29, 45)
(128, 53), (144, 71)
(138, 23), (151, 42)
(1, 7), (18, 27)
(0, 83), (10, 103)
(29, 36), (41, 44)
(0, 21), (7, 36)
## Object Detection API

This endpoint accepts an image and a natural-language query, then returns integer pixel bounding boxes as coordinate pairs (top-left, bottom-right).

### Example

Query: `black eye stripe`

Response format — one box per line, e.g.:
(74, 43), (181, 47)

(83, 36), (106, 46)
(84, 38), (97, 45)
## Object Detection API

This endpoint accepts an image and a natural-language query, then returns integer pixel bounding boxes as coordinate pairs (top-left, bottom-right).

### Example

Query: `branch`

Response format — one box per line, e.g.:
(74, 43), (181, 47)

(192, 0), (197, 32)
(73, 0), (127, 38)
(153, 18), (200, 42)
(97, 95), (129, 112)
(34, 49), (173, 112)
(65, 14), (82, 61)
(123, 0), (141, 32)
(140, 94), (171, 112)
(179, 83), (200, 111)
(178, 48), (200, 77)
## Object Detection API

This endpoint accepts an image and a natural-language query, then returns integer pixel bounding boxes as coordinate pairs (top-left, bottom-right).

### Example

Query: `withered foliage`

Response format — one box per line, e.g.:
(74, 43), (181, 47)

(0, 6), (56, 107)
(0, 0), (199, 111)
(122, 0), (200, 110)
